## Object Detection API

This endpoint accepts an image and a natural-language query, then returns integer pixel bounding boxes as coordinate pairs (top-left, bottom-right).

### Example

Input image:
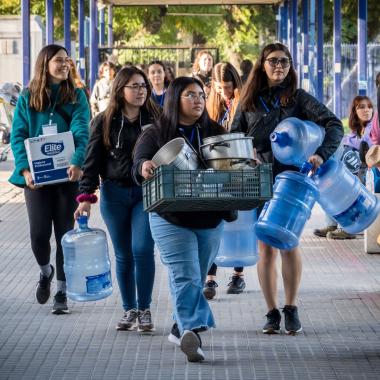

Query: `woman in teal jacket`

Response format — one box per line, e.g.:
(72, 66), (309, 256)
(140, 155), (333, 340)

(10, 44), (89, 314)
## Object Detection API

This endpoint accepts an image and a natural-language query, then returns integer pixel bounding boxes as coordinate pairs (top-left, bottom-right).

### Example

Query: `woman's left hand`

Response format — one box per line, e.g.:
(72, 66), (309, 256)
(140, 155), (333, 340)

(308, 154), (324, 172)
(67, 165), (83, 182)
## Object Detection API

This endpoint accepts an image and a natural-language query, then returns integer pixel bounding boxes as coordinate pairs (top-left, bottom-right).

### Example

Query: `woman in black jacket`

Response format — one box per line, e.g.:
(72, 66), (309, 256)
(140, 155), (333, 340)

(133, 77), (228, 363)
(74, 66), (161, 333)
(232, 43), (343, 335)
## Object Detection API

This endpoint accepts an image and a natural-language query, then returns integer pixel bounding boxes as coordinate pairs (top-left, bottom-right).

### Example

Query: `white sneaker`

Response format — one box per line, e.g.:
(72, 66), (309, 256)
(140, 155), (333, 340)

(180, 330), (205, 362)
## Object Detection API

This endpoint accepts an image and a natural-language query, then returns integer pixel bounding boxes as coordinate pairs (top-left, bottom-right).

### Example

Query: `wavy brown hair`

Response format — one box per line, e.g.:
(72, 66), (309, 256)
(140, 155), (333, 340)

(28, 44), (77, 112)
(348, 96), (373, 137)
(206, 62), (242, 131)
(239, 43), (297, 112)
(102, 65), (161, 149)
(192, 50), (214, 75)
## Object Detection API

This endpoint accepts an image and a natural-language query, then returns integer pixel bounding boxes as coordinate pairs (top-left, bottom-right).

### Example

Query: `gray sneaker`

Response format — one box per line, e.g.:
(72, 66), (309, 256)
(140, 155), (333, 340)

(116, 309), (138, 331)
(137, 309), (155, 332)
(52, 291), (69, 315)
(36, 265), (55, 304)
(313, 225), (337, 238)
(180, 330), (205, 362)
(326, 228), (356, 240)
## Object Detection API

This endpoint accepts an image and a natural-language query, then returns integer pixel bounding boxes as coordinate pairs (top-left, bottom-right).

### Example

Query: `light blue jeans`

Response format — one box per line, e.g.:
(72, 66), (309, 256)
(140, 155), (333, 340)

(149, 213), (224, 334)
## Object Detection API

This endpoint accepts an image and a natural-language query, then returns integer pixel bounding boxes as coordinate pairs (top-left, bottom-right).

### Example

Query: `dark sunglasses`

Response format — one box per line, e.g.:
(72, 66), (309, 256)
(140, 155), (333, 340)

(265, 57), (291, 68)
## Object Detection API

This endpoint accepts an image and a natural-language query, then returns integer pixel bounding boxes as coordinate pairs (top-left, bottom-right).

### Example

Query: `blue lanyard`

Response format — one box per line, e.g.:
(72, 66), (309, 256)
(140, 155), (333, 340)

(220, 99), (234, 126)
(259, 96), (279, 113)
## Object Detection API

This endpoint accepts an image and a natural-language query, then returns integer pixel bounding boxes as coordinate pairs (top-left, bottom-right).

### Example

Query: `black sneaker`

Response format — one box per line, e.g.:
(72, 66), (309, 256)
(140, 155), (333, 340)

(227, 275), (246, 294)
(168, 323), (181, 346)
(36, 265), (55, 304)
(282, 305), (302, 335)
(203, 280), (218, 300)
(180, 330), (205, 362)
(52, 291), (69, 314)
(263, 308), (281, 334)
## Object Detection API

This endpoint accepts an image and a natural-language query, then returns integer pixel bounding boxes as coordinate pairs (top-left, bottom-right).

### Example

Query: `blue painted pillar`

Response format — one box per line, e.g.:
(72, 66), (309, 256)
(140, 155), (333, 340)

(333, 0), (342, 118)
(276, 7), (281, 42)
(64, 0), (71, 54)
(78, 0), (85, 80)
(90, 0), (99, 91)
(282, 0), (289, 46)
(108, 5), (113, 47)
(301, 0), (309, 91)
(309, 0), (316, 95)
(316, 0), (324, 102)
(289, 0), (298, 73)
(46, 0), (54, 45)
(99, 7), (105, 46)
(21, 0), (30, 86)
(358, 0), (368, 96)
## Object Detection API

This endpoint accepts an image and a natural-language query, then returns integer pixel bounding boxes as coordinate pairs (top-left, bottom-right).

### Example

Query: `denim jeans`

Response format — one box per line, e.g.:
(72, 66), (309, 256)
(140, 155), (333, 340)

(100, 181), (155, 311)
(149, 212), (224, 334)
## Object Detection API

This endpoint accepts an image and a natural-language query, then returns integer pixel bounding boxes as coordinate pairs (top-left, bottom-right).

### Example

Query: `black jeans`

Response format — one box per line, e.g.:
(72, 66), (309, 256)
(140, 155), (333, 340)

(24, 182), (79, 281)
(207, 263), (243, 276)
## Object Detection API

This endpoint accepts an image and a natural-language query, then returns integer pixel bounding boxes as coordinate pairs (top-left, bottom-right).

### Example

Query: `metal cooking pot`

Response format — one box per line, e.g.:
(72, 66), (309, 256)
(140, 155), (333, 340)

(152, 137), (199, 170)
(200, 133), (254, 161)
(205, 158), (257, 170)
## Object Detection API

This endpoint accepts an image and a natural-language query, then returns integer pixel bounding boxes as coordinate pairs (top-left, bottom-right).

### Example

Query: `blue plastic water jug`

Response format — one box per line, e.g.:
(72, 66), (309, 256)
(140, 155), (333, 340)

(62, 215), (113, 301)
(214, 210), (258, 267)
(254, 170), (319, 249)
(270, 117), (326, 167)
(313, 159), (380, 233)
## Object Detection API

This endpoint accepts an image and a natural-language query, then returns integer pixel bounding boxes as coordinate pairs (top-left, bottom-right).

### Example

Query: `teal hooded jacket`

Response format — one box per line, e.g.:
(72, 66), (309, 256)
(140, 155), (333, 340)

(9, 84), (90, 187)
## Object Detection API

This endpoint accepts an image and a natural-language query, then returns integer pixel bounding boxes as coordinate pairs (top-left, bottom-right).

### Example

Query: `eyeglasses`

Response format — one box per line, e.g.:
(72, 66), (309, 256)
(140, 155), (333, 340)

(124, 84), (148, 91)
(265, 57), (291, 68)
(181, 93), (206, 102)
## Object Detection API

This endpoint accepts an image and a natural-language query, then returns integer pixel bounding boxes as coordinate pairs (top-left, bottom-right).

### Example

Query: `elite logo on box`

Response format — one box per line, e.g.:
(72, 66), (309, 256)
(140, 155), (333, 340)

(41, 142), (65, 156)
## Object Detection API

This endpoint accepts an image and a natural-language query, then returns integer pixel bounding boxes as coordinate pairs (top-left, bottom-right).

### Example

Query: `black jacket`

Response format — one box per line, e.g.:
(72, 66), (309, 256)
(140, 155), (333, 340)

(132, 121), (231, 229)
(79, 109), (154, 194)
(231, 87), (344, 177)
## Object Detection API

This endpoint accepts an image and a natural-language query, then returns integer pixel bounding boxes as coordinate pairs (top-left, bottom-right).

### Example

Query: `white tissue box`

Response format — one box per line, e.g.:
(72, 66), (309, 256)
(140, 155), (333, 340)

(24, 131), (75, 185)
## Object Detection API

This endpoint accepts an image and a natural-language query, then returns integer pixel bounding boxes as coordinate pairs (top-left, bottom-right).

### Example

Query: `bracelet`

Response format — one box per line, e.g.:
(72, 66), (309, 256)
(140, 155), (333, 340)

(76, 193), (98, 204)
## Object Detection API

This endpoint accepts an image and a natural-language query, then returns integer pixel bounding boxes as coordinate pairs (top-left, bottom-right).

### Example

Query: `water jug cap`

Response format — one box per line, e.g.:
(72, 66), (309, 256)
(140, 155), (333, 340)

(270, 131), (290, 147)
(77, 215), (88, 226)
(299, 161), (313, 174)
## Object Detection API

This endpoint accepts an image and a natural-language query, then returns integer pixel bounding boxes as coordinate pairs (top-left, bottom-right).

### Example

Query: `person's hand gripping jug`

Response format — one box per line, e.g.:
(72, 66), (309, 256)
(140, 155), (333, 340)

(62, 215), (113, 301)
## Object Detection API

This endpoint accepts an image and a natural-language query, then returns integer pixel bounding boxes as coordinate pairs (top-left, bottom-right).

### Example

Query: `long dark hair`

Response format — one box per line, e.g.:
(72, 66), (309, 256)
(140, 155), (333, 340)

(103, 65), (161, 149)
(348, 95), (373, 137)
(240, 43), (297, 112)
(206, 62), (242, 130)
(156, 76), (212, 144)
(29, 44), (76, 112)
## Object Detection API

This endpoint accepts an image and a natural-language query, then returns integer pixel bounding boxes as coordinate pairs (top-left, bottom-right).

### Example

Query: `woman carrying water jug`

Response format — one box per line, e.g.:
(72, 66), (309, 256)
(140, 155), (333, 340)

(10, 44), (90, 315)
(231, 42), (343, 335)
(75, 66), (161, 333)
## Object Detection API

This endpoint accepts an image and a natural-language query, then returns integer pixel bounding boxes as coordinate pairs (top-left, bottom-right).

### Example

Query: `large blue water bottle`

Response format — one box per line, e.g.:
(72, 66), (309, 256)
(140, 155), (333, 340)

(313, 159), (380, 233)
(270, 117), (326, 167)
(214, 210), (258, 267)
(255, 166), (319, 250)
(62, 215), (113, 301)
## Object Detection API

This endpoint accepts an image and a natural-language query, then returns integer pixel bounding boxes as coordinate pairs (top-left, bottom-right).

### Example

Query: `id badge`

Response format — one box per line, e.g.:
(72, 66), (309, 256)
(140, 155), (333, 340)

(42, 123), (58, 135)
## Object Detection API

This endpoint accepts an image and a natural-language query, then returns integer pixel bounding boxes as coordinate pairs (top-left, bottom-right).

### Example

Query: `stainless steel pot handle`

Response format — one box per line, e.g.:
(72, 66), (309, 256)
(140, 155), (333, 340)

(200, 136), (254, 150)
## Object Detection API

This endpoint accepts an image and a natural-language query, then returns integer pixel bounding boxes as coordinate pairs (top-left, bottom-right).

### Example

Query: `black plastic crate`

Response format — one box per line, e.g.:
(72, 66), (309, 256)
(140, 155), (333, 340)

(143, 164), (273, 212)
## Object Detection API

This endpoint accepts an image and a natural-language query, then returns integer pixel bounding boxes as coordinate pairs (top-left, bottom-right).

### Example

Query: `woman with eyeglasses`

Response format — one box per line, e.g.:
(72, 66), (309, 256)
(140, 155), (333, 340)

(132, 77), (235, 362)
(10, 44), (90, 314)
(232, 43), (343, 335)
(75, 66), (161, 332)
(148, 60), (167, 108)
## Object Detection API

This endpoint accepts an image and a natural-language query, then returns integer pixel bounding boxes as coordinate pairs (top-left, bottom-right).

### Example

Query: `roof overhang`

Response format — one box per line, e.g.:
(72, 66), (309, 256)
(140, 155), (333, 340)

(103, 1), (282, 5)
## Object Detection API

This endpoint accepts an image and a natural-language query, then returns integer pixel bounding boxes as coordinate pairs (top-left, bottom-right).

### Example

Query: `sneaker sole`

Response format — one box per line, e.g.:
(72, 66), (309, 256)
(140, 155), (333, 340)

(285, 327), (302, 335)
(51, 308), (70, 315)
(116, 323), (137, 331)
(262, 328), (280, 334)
(227, 288), (245, 294)
(180, 331), (205, 362)
(138, 326), (155, 333)
(327, 236), (356, 240)
(168, 333), (181, 346)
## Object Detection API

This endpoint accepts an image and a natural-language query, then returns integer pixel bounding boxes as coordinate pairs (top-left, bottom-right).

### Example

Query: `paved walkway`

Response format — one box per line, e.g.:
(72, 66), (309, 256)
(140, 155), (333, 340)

(0, 158), (379, 380)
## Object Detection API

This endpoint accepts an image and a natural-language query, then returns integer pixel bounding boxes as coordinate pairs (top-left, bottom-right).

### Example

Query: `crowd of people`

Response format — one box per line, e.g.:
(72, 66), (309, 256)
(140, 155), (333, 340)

(9, 42), (380, 363)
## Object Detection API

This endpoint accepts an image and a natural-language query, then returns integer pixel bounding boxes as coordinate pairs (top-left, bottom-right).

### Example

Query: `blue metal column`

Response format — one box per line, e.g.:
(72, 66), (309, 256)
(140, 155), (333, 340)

(276, 7), (281, 42)
(99, 6), (105, 46)
(309, 0), (316, 95)
(90, 0), (99, 91)
(302, 0), (309, 91)
(316, 0), (324, 102)
(333, 0), (342, 118)
(64, 0), (71, 54)
(78, 0), (85, 80)
(108, 5), (113, 47)
(46, 0), (54, 45)
(283, 0), (289, 46)
(21, 0), (30, 86)
(358, 0), (368, 96)
(289, 0), (298, 73)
